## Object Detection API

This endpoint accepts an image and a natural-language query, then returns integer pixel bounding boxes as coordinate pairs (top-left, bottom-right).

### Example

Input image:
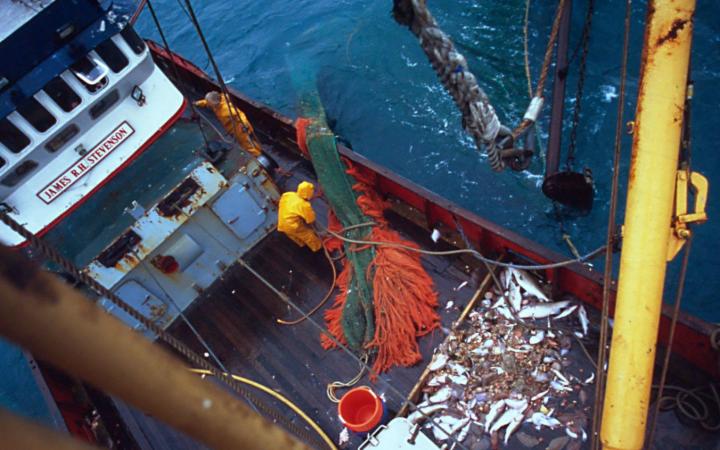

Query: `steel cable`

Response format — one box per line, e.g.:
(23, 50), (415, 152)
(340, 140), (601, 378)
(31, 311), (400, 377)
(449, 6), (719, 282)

(591, 0), (631, 447)
(320, 222), (606, 270)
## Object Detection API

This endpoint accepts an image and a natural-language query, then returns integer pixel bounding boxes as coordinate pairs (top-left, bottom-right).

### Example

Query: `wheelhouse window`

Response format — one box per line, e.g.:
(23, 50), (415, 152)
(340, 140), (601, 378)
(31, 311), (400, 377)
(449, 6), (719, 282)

(1, 160), (38, 187)
(45, 77), (81, 112)
(90, 90), (119, 120)
(120, 27), (146, 55)
(46, 124), (80, 153)
(17, 98), (56, 132)
(95, 39), (129, 73)
(71, 56), (109, 93)
(0, 118), (30, 153)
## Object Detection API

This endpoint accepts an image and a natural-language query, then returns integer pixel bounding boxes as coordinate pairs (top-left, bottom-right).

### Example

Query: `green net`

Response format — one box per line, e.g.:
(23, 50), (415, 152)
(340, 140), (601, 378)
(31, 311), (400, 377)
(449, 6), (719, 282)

(306, 126), (375, 350)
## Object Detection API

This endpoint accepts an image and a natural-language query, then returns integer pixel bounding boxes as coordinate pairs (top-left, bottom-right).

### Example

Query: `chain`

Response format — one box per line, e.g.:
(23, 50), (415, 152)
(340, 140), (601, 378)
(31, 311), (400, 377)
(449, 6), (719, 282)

(566, 0), (595, 171)
(0, 212), (329, 449)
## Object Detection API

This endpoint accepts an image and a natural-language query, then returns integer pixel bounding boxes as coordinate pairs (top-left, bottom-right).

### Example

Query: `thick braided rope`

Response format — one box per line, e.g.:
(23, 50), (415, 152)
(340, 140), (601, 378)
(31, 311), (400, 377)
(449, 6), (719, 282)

(404, 0), (504, 171)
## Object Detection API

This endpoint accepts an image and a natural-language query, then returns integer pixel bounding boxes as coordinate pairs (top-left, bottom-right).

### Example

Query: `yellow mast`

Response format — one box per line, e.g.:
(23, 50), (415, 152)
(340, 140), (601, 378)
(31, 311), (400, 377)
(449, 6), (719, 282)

(601, 1), (697, 449)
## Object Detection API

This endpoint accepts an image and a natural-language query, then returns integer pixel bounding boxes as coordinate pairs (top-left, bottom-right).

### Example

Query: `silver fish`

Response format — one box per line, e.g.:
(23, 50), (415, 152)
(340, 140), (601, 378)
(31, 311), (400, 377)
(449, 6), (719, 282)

(504, 398), (528, 411)
(448, 374), (468, 385)
(491, 296), (506, 309)
(511, 268), (550, 302)
(496, 306), (514, 320)
(427, 374), (448, 387)
(518, 301), (571, 319)
(554, 304), (578, 319)
(500, 269), (511, 290)
(429, 386), (452, 403)
(504, 410), (526, 445)
(551, 368), (571, 385)
(528, 330), (545, 344)
(428, 353), (448, 371)
(527, 412), (562, 430)
(566, 427), (579, 439)
(457, 421), (472, 443)
(484, 399), (506, 432)
(509, 282), (523, 312)
(578, 305), (589, 335)
(550, 380), (573, 392)
(432, 416), (468, 441)
(490, 407), (523, 434)
(531, 389), (550, 401)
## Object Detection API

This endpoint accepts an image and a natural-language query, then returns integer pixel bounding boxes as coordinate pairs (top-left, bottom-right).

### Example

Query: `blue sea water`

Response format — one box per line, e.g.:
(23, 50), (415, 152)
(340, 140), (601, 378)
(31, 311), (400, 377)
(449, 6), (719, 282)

(2, 0), (718, 426)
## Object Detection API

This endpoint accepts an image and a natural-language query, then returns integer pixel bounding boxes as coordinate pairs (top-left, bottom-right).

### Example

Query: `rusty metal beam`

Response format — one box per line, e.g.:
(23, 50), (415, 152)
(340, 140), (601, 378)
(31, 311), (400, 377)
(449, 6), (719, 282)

(545, 0), (572, 178)
(0, 247), (309, 450)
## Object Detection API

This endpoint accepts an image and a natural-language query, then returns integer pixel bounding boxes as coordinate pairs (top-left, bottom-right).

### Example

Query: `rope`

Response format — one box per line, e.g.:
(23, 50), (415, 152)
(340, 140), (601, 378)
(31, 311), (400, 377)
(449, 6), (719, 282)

(523, 0), (533, 99)
(651, 384), (720, 432)
(511, 0), (567, 140)
(647, 237), (693, 444)
(326, 354), (368, 403)
(189, 368), (338, 450)
(0, 212), (328, 449)
(276, 240), (337, 325)
(393, 0), (505, 171)
(591, 1), (631, 447)
(320, 223), (606, 270)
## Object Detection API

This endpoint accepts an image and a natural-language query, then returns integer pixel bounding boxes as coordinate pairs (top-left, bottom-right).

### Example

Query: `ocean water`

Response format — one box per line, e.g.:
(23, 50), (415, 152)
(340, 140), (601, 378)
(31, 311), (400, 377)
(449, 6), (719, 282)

(3, 0), (718, 427)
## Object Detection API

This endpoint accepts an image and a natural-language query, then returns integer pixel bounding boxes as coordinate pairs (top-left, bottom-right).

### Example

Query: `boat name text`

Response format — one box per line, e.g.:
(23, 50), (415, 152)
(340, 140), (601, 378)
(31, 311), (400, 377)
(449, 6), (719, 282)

(37, 122), (135, 204)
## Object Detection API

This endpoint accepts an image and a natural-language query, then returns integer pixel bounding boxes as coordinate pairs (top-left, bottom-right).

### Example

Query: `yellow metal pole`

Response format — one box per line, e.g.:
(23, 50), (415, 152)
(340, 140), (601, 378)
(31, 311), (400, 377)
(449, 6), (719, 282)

(601, 1), (695, 450)
(0, 247), (309, 450)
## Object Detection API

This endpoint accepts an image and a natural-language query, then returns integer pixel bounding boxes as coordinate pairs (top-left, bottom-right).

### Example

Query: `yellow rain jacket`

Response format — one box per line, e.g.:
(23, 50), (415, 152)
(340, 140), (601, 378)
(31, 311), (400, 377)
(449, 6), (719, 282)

(277, 182), (322, 252)
(194, 96), (262, 157)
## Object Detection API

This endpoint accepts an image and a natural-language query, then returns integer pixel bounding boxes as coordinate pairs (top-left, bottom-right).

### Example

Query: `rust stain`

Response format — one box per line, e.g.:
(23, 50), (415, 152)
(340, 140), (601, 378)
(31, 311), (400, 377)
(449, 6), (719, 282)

(656, 18), (688, 47)
(157, 178), (203, 217)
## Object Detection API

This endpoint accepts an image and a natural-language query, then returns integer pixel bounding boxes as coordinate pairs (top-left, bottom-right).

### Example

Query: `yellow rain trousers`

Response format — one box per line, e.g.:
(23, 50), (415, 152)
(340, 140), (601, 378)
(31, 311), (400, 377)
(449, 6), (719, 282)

(194, 97), (262, 157)
(277, 182), (322, 252)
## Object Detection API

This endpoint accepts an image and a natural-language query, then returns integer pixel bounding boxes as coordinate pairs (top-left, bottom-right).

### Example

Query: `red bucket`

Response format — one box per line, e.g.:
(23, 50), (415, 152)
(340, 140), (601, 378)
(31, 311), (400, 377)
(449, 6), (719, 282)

(338, 387), (384, 433)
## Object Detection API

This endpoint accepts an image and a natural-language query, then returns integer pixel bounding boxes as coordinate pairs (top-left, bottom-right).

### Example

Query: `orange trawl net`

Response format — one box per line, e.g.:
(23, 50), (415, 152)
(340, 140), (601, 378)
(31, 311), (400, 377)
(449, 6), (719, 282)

(321, 160), (440, 376)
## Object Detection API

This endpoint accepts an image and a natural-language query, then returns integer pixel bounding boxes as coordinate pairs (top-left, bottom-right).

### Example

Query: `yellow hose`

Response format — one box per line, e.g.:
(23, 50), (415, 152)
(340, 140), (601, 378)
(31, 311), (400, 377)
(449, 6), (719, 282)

(189, 368), (338, 450)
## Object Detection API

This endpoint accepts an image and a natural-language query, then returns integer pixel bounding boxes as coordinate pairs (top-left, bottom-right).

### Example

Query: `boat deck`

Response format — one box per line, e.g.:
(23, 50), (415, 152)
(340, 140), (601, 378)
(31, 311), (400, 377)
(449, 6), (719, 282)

(97, 55), (719, 449)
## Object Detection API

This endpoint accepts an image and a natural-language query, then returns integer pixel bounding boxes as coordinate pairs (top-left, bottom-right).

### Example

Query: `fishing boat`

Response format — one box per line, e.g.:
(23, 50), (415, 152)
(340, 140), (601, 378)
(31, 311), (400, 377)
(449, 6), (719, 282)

(0, 1), (717, 449)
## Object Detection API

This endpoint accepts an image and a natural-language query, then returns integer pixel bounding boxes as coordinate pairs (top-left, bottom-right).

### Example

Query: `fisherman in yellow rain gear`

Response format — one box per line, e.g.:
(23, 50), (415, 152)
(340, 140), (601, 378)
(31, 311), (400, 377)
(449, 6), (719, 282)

(277, 181), (322, 252)
(194, 91), (262, 157)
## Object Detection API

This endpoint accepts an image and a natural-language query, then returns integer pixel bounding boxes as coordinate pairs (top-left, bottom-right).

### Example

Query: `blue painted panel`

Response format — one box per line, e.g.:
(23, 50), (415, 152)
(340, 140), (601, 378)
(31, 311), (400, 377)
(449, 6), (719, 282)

(100, 280), (167, 336)
(211, 182), (267, 239)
